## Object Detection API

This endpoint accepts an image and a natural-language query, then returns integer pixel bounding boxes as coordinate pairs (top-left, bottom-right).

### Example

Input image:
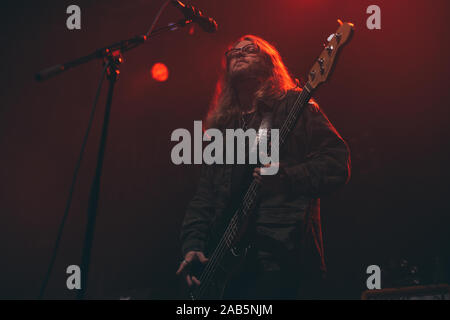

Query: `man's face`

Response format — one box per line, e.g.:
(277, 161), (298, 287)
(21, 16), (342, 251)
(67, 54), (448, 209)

(227, 40), (265, 79)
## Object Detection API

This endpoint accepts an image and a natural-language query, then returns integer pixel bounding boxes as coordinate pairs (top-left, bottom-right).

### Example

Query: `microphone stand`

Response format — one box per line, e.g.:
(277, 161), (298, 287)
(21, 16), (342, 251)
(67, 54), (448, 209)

(36, 18), (193, 300)
(35, 20), (191, 81)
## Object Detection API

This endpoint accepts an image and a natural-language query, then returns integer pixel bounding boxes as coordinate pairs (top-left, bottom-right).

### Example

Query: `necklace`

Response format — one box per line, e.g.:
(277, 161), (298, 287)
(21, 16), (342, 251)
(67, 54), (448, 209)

(241, 111), (256, 130)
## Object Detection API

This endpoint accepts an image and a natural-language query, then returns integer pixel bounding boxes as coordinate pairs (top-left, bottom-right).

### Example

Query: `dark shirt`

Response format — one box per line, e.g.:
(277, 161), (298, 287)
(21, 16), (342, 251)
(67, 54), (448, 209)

(179, 89), (351, 273)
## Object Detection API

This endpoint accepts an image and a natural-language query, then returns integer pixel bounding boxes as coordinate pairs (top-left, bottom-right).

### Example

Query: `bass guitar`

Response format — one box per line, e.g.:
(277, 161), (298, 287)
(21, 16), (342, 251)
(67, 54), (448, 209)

(190, 19), (354, 300)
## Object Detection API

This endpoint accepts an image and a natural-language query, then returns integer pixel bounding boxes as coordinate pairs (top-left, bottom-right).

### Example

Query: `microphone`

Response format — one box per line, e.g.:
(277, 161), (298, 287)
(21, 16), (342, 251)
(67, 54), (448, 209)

(171, 0), (218, 33)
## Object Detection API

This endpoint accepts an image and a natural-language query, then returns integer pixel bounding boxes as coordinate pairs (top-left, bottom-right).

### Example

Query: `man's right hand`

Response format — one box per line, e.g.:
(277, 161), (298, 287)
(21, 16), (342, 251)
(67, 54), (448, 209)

(175, 251), (209, 287)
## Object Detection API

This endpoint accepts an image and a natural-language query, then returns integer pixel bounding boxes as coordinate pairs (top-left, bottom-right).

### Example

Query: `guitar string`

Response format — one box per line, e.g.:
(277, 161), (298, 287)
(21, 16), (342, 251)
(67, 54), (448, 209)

(193, 167), (260, 297)
(193, 107), (273, 296)
(193, 90), (308, 299)
(194, 93), (308, 299)
(193, 89), (310, 299)
(193, 90), (309, 299)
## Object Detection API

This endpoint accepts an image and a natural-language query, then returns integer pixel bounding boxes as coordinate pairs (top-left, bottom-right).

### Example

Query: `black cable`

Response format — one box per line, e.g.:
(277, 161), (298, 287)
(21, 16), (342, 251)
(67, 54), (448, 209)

(38, 62), (109, 299)
(146, 0), (172, 38)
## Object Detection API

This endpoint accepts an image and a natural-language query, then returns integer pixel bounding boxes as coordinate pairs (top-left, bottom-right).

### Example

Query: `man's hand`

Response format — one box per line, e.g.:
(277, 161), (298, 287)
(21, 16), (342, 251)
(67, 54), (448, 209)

(253, 162), (287, 184)
(176, 251), (209, 287)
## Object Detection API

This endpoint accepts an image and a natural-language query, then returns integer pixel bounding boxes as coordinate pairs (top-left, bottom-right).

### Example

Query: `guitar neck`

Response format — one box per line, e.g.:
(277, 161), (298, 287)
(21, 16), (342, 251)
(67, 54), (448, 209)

(279, 83), (312, 146)
(191, 84), (314, 300)
(222, 83), (314, 243)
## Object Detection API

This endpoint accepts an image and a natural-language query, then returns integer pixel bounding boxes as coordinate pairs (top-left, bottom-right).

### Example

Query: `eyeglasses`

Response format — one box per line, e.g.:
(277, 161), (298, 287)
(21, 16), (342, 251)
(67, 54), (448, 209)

(225, 44), (260, 60)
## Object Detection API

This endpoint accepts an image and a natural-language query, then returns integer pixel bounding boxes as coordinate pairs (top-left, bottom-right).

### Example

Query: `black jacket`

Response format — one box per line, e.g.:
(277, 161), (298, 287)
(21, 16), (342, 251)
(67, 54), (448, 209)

(179, 89), (351, 272)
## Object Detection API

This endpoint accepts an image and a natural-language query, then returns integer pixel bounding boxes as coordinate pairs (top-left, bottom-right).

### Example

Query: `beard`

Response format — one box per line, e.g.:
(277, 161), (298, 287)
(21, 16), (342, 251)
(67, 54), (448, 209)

(229, 60), (269, 84)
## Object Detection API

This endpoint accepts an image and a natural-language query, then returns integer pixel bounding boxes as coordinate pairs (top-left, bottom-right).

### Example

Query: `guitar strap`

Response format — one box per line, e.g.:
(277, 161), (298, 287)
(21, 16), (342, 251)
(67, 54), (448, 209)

(229, 111), (273, 212)
(245, 111), (273, 161)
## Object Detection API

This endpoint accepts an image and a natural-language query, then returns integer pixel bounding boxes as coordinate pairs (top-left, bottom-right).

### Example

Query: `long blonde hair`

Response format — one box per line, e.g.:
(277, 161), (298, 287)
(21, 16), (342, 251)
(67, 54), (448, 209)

(205, 35), (300, 129)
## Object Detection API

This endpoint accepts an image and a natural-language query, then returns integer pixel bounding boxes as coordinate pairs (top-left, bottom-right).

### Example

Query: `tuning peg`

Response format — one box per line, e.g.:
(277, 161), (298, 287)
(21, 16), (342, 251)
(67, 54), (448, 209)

(327, 33), (342, 43)
(317, 58), (325, 74)
(325, 45), (334, 55)
(309, 70), (316, 81)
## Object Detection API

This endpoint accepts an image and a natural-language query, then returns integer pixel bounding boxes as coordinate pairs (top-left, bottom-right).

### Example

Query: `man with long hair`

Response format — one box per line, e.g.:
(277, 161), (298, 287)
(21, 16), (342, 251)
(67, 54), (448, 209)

(176, 35), (351, 299)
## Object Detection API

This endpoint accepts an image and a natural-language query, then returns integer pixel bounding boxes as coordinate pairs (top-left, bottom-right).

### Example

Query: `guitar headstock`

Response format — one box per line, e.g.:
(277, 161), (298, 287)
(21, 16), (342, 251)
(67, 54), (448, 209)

(306, 19), (354, 91)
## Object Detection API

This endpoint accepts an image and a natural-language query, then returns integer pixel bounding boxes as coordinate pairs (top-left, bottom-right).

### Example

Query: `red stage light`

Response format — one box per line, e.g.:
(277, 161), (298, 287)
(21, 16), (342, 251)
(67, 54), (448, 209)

(151, 63), (169, 82)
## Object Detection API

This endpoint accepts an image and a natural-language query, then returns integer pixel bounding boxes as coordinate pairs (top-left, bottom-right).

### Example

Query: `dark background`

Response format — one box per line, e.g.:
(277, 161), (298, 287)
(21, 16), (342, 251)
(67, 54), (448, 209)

(1, 0), (449, 299)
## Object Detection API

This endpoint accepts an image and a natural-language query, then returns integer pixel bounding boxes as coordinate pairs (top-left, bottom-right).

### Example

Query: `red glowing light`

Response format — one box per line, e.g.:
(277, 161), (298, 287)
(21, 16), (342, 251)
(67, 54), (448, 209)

(151, 63), (169, 82)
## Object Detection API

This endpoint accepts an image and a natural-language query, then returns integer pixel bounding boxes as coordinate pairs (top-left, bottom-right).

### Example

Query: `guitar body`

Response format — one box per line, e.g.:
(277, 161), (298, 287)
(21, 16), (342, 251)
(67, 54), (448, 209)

(189, 204), (255, 299)
(191, 241), (251, 300)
